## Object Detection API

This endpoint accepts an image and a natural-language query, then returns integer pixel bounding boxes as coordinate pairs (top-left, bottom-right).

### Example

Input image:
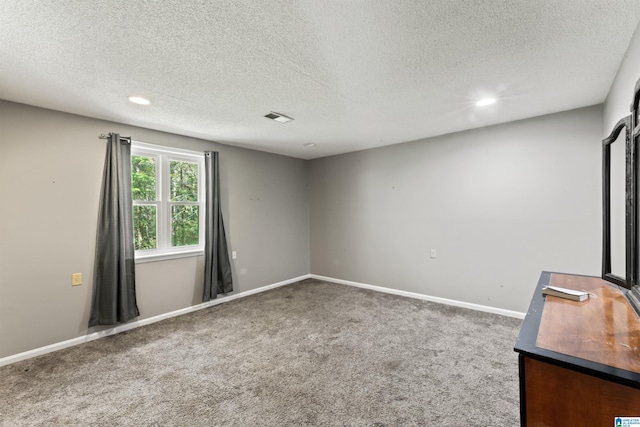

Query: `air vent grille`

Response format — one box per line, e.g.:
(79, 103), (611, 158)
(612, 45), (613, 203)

(264, 112), (293, 123)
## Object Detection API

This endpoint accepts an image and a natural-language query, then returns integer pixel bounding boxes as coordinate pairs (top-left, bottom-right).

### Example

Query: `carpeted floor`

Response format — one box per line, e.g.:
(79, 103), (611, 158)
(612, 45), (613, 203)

(0, 279), (522, 426)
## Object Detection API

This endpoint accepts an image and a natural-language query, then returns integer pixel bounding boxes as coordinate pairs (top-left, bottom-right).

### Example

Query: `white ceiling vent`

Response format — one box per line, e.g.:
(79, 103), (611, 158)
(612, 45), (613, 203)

(264, 112), (294, 123)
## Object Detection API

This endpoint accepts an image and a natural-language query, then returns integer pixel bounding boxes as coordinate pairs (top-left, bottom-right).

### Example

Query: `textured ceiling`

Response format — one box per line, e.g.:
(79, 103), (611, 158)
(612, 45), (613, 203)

(1, 1), (640, 159)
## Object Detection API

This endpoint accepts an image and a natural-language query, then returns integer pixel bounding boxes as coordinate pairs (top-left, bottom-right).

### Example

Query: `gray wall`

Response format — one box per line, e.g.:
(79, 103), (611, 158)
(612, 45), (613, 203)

(0, 101), (310, 358)
(309, 106), (603, 313)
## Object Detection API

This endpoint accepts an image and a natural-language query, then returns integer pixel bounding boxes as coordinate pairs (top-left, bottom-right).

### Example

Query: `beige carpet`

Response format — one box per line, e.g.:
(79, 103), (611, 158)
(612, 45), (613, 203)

(0, 279), (522, 426)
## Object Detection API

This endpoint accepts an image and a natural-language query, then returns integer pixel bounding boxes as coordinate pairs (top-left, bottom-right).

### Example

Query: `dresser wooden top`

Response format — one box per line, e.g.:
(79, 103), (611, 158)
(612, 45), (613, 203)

(515, 272), (640, 387)
(537, 273), (640, 373)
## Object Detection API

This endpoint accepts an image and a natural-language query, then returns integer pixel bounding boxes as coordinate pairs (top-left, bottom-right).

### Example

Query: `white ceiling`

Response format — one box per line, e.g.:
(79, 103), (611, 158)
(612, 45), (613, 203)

(1, 1), (640, 160)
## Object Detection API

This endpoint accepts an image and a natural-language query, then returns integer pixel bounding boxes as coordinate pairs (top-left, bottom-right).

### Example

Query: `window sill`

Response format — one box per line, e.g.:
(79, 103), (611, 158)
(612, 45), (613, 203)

(135, 250), (204, 264)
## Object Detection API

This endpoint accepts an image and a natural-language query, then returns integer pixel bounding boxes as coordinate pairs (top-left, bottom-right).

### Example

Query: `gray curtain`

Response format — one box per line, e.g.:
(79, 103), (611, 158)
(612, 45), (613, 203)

(203, 151), (233, 301)
(89, 133), (140, 326)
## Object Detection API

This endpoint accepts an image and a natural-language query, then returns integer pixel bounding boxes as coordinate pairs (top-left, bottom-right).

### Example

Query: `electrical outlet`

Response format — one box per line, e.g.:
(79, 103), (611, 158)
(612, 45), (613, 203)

(430, 249), (437, 259)
(232, 251), (237, 260)
(71, 273), (82, 286)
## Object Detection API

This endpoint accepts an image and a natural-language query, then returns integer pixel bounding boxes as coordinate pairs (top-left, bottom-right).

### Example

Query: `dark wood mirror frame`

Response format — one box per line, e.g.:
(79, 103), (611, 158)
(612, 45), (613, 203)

(602, 77), (640, 314)
(602, 115), (634, 289)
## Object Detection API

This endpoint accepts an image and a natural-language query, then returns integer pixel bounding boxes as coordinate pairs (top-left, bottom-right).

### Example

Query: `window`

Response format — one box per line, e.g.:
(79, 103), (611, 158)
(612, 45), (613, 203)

(131, 142), (205, 261)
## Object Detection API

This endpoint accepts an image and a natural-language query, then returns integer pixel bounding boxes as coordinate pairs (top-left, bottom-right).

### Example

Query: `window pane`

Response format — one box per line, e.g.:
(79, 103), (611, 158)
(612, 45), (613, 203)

(133, 205), (157, 250)
(131, 156), (156, 201)
(170, 160), (198, 202)
(171, 205), (199, 247)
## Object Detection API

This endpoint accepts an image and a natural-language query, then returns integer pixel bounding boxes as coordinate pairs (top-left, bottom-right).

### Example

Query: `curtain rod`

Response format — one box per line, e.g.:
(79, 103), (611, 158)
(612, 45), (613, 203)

(99, 133), (131, 142)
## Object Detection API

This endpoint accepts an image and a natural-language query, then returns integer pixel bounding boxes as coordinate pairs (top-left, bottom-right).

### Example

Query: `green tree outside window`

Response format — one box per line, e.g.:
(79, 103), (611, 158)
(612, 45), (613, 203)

(132, 155), (157, 250)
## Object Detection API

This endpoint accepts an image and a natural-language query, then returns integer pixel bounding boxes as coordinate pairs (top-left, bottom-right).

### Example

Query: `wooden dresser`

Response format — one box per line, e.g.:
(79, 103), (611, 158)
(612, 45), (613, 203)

(514, 272), (640, 426)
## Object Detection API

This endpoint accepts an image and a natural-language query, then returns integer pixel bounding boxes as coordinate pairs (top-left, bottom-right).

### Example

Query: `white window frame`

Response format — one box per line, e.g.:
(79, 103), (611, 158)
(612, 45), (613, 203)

(131, 141), (205, 263)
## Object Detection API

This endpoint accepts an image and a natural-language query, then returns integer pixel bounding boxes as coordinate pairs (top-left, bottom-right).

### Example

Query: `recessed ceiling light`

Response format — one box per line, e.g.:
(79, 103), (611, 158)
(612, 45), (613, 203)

(476, 98), (497, 107)
(303, 143), (316, 147)
(128, 96), (150, 105)
(264, 111), (293, 123)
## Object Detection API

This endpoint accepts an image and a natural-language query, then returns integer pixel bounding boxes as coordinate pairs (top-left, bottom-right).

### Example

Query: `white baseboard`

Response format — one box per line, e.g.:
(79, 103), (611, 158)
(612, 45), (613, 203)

(310, 274), (526, 319)
(0, 274), (310, 368)
(1, 273), (523, 367)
